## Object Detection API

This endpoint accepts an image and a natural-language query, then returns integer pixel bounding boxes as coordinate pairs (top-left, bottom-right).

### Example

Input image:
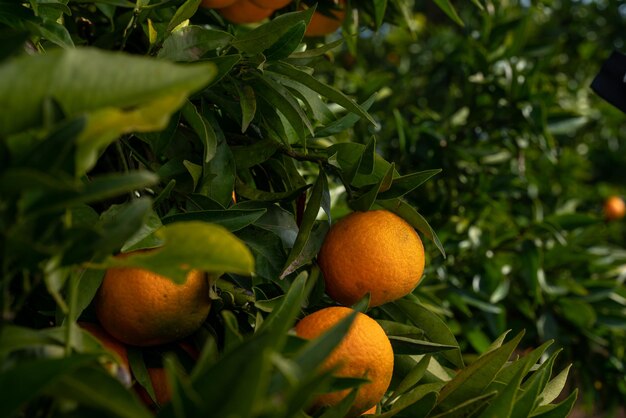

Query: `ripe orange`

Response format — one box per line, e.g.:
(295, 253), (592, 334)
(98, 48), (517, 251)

(95, 258), (212, 347)
(219, 0), (274, 24)
(317, 210), (425, 307)
(200, 0), (238, 8)
(295, 307), (394, 417)
(250, 0), (292, 8)
(304, 0), (346, 37)
(604, 195), (626, 221)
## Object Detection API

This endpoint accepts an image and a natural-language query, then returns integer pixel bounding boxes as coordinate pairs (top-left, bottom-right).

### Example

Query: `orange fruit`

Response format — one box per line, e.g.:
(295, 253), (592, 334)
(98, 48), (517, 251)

(317, 210), (425, 307)
(362, 405), (377, 415)
(200, 0), (238, 8)
(604, 195), (626, 221)
(295, 307), (394, 417)
(95, 256), (212, 347)
(250, 0), (292, 8)
(304, 0), (346, 37)
(219, 0), (274, 24)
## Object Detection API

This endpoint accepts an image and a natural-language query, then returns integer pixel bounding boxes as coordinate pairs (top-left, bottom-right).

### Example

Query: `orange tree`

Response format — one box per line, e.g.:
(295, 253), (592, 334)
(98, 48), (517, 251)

(1, 1), (576, 417)
(338, 0), (626, 414)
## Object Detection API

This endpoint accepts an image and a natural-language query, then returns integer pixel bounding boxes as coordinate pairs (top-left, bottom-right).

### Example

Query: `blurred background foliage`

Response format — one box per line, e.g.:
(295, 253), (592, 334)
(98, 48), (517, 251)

(323, 0), (626, 413)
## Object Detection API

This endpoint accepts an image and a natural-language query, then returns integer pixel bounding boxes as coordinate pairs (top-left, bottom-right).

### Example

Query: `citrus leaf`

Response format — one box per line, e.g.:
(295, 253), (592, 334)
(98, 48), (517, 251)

(181, 100), (217, 164)
(539, 364), (571, 406)
(166, 0), (201, 33)
(0, 47), (216, 137)
(162, 209), (267, 232)
(390, 300), (463, 369)
(280, 172), (329, 278)
(530, 389), (577, 418)
(389, 336), (458, 355)
(101, 221), (254, 283)
(315, 93), (376, 137)
(0, 355), (98, 418)
(231, 8), (314, 54)
(269, 62), (377, 126)
(157, 26), (233, 61)
(437, 331), (524, 410)
(377, 169), (442, 200)
(478, 367), (526, 418)
(432, 0), (464, 27)
(264, 21), (306, 61)
(381, 383), (441, 417)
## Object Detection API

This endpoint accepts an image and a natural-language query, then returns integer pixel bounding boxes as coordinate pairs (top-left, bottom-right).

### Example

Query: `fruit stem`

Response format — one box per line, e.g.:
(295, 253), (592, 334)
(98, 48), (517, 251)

(214, 277), (255, 306)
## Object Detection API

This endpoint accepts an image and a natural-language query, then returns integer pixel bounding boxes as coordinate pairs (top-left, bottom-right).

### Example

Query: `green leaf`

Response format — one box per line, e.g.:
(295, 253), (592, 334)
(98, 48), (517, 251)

(72, 269), (105, 322)
(389, 336), (458, 355)
(478, 367), (526, 418)
(181, 100), (217, 164)
(264, 21), (306, 61)
(390, 300), (463, 369)
(157, 26), (233, 61)
(0, 47), (216, 136)
(539, 364), (571, 406)
(231, 8), (314, 54)
(0, 325), (60, 357)
(389, 356), (431, 400)
(235, 83), (257, 132)
(162, 209), (267, 232)
(350, 162), (394, 211)
(101, 221), (254, 283)
(258, 272), (309, 341)
(166, 0), (201, 33)
(315, 93), (377, 137)
(269, 62), (377, 127)
(22, 171), (158, 217)
(377, 199), (446, 258)
(231, 139), (280, 169)
(377, 169), (442, 200)
(437, 331), (524, 410)
(530, 390), (577, 418)
(0, 355), (97, 418)
(281, 172), (329, 278)
(432, 0), (464, 27)
(431, 392), (496, 418)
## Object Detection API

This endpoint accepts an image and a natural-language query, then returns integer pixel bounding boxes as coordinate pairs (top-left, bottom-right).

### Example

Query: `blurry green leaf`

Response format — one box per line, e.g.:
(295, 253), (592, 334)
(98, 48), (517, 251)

(222, 310), (244, 352)
(432, 0), (464, 26)
(0, 325), (60, 357)
(122, 210), (164, 252)
(0, 47), (216, 138)
(128, 347), (154, 403)
(0, 355), (97, 418)
(27, 19), (74, 48)
(22, 171), (158, 217)
(558, 298), (596, 329)
(101, 221), (254, 283)
(157, 26), (233, 61)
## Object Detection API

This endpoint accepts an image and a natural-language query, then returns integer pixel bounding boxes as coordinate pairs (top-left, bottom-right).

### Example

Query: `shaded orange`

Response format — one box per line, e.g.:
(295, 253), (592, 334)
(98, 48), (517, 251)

(219, 0), (274, 24)
(200, 0), (238, 8)
(604, 195), (626, 221)
(250, 0), (292, 8)
(295, 307), (394, 417)
(79, 322), (129, 368)
(95, 255), (211, 347)
(136, 368), (171, 408)
(362, 405), (377, 415)
(318, 210), (425, 307)
(304, 0), (346, 37)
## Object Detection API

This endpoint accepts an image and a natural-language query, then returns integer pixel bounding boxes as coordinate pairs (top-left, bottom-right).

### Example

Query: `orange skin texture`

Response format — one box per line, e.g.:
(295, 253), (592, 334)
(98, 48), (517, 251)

(250, 0), (292, 8)
(604, 196), (626, 221)
(219, 0), (274, 23)
(295, 307), (394, 417)
(200, 0), (238, 8)
(304, 0), (346, 37)
(318, 210), (425, 307)
(95, 265), (211, 347)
